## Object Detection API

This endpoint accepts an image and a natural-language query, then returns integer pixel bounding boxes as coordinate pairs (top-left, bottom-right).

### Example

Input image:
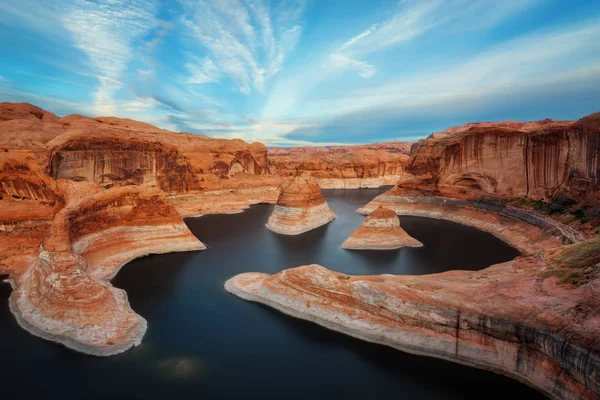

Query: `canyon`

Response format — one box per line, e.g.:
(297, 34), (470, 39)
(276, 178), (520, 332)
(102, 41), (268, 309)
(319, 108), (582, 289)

(1, 102), (599, 399)
(341, 206), (423, 250)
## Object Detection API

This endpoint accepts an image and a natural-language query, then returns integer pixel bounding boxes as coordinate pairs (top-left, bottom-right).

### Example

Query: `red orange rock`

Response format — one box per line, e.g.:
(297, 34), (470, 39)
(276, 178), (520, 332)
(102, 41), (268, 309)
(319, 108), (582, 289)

(341, 206), (422, 250)
(268, 142), (411, 188)
(225, 237), (600, 400)
(266, 176), (336, 235)
(8, 183), (204, 356)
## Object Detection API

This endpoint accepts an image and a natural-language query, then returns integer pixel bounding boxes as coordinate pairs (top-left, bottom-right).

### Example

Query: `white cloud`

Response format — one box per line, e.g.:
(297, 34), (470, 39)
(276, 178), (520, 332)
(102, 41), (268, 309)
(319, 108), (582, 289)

(330, 0), (538, 78)
(61, 0), (160, 113)
(180, 0), (305, 95)
(302, 20), (600, 118)
(186, 57), (222, 84)
(328, 54), (376, 78)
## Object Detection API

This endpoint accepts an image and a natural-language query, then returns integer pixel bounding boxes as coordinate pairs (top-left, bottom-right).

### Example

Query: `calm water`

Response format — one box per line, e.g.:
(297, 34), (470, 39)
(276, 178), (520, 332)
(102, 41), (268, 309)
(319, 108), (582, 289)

(0, 188), (546, 399)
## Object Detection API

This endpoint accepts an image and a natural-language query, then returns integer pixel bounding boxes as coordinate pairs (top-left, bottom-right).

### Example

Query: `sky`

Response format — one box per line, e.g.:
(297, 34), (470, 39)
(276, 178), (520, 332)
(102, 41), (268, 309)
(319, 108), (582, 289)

(0, 0), (599, 146)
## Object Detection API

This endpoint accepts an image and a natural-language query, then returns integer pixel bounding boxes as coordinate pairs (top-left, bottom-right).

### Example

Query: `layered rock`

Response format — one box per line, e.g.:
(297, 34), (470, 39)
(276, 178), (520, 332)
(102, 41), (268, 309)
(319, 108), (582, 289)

(358, 192), (567, 254)
(406, 115), (599, 203)
(0, 151), (64, 277)
(8, 183), (204, 356)
(226, 237), (600, 400)
(266, 177), (336, 235)
(268, 142), (411, 188)
(341, 206), (422, 250)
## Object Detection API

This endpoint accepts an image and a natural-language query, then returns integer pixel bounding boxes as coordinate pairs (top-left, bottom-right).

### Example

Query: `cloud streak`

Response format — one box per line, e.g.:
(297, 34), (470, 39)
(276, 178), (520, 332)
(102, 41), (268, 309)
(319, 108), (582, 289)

(61, 0), (160, 113)
(180, 0), (305, 94)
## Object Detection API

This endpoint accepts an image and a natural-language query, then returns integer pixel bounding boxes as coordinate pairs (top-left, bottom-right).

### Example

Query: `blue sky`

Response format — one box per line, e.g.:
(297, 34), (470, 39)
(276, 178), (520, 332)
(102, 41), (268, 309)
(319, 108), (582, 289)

(0, 0), (599, 146)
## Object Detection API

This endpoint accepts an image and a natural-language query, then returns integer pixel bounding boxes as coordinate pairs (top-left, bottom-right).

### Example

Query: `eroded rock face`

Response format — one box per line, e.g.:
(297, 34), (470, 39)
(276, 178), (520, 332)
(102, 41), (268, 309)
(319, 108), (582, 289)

(226, 238), (600, 400)
(8, 183), (204, 356)
(341, 206), (422, 250)
(406, 115), (599, 202)
(268, 142), (411, 189)
(266, 176), (336, 235)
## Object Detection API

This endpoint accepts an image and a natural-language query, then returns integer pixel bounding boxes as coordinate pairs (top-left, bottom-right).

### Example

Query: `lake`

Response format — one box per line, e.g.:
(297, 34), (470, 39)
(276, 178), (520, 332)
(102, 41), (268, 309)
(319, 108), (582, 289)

(0, 188), (545, 399)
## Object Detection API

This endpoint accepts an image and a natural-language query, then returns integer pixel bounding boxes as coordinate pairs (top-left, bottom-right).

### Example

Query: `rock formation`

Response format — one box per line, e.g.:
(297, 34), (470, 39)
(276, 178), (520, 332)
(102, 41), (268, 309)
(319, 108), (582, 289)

(357, 193), (568, 254)
(268, 142), (411, 188)
(8, 182), (204, 356)
(341, 206), (422, 250)
(266, 176), (336, 235)
(0, 102), (416, 354)
(226, 237), (600, 400)
(359, 113), (600, 244)
(405, 115), (599, 203)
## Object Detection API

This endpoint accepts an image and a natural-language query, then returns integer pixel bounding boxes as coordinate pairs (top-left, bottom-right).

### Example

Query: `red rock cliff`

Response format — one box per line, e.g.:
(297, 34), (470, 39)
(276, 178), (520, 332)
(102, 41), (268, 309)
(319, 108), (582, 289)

(268, 142), (411, 188)
(406, 114), (599, 202)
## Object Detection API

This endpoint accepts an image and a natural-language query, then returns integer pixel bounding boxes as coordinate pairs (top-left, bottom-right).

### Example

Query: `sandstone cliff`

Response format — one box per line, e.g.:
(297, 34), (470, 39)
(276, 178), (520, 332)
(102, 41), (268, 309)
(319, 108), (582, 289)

(226, 237), (600, 400)
(406, 114), (599, 203)
(341, 206), (422, 250)
(268, 142), (411, 188)
(266, 176), (336, 235)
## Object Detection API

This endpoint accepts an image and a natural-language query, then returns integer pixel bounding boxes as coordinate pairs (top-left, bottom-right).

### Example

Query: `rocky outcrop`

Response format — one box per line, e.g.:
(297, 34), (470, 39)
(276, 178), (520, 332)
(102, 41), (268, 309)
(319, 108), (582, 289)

(428, 118), (572, 139)
(8, 183), (204, 356)
(226, 238), (600, 400)
(266, 176), (336, 235)
(268, 142), (411, 189)
(406, 114), (599, 203)
(341, 206), (422, 250)
(358, 192), (566, 254)
(0, 102), (59, 123)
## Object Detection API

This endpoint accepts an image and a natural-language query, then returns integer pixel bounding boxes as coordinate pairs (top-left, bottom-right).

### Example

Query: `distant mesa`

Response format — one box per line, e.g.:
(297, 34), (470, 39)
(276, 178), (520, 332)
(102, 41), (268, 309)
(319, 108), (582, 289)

(266, 176), (336, 235)
(341, 206), (423, 250)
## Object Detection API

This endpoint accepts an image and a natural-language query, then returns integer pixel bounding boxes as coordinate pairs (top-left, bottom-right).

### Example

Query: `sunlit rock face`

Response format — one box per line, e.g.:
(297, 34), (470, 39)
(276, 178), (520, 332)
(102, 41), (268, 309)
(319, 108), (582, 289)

(44, 117), (272, 193)
(406, 115), (599, 202)
(268, 142), (411, 189)
(8, 183), (205, 356)
(266, 176), (336, 235)
(226, 238), (600, 400)
(341, 206), (422, 250)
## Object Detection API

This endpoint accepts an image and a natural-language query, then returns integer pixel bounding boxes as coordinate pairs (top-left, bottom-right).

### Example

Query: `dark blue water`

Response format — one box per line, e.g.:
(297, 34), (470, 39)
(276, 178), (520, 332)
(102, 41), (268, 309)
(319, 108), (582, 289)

(0, 188), (545, 399)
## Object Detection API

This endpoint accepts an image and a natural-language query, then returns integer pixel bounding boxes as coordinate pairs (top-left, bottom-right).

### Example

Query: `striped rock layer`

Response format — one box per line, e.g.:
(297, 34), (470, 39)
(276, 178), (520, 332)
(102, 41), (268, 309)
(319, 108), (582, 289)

(341, 206), (423, 250)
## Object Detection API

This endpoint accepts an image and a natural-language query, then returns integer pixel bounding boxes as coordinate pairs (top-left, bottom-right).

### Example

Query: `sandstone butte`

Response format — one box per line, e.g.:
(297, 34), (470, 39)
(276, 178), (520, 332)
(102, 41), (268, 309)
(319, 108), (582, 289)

(225, 237), (600, 400)
(268, 142), (412, 189)
(341, 206), (423, 250)
(265, 176), (336, 235)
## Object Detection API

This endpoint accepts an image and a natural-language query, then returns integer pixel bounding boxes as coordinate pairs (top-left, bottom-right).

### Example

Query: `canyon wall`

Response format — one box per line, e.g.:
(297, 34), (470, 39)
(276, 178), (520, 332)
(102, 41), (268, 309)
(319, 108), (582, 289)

(226, 238), (600, 400)
(406, 115), (599, 202)
(268, 142), (411, 188)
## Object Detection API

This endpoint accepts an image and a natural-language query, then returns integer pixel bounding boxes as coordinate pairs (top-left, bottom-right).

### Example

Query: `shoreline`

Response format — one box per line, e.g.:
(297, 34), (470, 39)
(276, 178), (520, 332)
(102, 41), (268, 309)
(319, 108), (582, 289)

(357, 194), (573, 254)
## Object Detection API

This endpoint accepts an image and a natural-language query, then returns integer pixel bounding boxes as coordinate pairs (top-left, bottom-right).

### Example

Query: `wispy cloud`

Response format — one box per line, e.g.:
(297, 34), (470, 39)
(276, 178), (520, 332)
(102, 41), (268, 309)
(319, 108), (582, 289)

(186, 56), (222, 84)
(310, 20), (600, 117)
(285, 18), (600, 142)
(61, 0), (160, 113)
(180, 0), (305, 95)
(329, 0), (538, 78)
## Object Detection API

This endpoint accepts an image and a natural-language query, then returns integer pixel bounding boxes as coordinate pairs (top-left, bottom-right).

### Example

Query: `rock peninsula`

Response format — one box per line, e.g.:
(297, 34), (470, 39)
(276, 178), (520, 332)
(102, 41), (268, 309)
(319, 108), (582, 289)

(266, 176), (336, 235)
(225, 237), (600, 400)
(8, 182), (204, 356)
(341, 206), (422, 250)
